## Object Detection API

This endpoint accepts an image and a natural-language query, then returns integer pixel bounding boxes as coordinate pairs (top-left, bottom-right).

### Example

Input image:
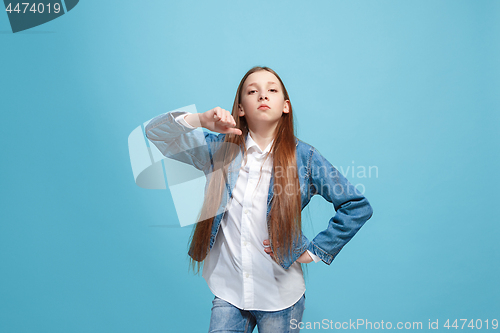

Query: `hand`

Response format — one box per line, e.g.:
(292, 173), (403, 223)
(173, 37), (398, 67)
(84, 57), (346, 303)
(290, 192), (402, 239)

(263, 239), (313, 264)
(296, 250), (313, 264)
(263, 239), (274, 258)
(199, 107), (242, 135)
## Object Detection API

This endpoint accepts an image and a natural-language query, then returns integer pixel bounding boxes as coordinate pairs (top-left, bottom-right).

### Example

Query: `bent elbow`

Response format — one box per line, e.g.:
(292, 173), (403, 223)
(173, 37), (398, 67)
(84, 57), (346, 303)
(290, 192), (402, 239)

(144, 121), (160, 143)
(364, 200), (373, 221)
(144, 122), (153, 141)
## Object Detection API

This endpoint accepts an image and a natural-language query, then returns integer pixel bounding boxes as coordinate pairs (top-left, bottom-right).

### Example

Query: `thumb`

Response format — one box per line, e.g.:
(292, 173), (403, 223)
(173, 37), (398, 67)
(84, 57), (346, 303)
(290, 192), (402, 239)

(227, 127), (242, 136)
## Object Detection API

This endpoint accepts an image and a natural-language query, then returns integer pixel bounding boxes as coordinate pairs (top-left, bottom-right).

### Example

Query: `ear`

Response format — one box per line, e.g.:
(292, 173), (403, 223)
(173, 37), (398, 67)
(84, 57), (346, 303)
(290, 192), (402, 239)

(283, 100), (290, 114)
(238, 105), (245, 116)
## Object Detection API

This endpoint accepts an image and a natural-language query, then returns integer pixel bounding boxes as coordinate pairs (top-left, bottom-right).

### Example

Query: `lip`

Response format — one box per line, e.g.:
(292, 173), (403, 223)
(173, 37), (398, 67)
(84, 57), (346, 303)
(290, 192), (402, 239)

(258, 104), (270, 110)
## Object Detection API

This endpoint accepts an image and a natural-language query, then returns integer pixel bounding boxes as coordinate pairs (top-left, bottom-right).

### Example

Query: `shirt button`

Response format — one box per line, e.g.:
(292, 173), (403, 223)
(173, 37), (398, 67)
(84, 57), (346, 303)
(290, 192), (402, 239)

(243, 241), (248, 246)
(244, 209), (249, 214)
(245, 273), (249, 278)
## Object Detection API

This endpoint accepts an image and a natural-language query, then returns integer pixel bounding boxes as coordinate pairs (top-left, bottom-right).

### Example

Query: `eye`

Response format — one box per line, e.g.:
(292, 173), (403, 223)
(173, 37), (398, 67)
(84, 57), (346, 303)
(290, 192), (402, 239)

(248, 90), (256, 94)
(270, 89), (278, 92)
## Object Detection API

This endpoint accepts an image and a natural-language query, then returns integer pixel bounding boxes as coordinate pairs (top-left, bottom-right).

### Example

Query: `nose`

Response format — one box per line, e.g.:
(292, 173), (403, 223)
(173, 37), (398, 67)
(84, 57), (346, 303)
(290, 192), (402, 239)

(259, 93), (269, 101)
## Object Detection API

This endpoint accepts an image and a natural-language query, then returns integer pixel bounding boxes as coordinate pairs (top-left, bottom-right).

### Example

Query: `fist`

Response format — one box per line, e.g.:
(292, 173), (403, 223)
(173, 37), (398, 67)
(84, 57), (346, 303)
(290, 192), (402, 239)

(201, 107), (242, 135)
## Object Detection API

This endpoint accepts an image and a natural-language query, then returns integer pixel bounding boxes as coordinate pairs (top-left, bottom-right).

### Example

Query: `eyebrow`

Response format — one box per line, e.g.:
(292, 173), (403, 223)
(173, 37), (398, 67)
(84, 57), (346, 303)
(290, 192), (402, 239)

(246, 81), (278, 88)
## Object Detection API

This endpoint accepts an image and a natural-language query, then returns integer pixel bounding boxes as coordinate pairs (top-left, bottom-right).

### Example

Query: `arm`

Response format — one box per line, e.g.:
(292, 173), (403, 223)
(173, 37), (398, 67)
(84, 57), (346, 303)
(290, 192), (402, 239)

(145, 108), (215, 171)
(305, 147), (373, 265)
(145, 106), (243, 172)
(175, 113), (198, 129)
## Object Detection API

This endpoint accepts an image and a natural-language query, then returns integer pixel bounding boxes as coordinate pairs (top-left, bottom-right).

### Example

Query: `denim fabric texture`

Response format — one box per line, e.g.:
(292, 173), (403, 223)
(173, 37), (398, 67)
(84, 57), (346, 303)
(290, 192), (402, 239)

(208, 293), (306, 333)
(145, 108), (374, 270)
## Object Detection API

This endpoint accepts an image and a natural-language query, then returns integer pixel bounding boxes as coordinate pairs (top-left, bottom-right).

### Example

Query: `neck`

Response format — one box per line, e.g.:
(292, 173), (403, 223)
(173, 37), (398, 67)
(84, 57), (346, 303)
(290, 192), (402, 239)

(247, 122), (278, 152)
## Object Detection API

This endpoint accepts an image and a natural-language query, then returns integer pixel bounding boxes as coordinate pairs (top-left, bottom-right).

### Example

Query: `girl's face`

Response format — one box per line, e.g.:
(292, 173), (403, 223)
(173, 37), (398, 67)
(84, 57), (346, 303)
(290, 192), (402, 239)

(238, 70), (289, 130)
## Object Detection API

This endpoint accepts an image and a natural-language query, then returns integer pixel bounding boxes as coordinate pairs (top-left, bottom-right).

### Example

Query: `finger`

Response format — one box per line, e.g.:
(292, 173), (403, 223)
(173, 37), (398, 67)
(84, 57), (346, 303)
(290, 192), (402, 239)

(263, 239), (270, 246)
(229, 128), (242, 136)
(264, 247), (274, 256)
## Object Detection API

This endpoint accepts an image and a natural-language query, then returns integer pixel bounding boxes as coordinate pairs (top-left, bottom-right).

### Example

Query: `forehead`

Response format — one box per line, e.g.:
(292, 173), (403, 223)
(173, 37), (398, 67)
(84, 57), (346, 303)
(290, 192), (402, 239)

(244, 70), (279, 88)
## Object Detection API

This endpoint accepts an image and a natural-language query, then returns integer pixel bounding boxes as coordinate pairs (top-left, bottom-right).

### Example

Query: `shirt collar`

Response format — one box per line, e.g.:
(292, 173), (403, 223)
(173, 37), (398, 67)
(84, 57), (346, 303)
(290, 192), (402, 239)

(245, 132), (274, 155)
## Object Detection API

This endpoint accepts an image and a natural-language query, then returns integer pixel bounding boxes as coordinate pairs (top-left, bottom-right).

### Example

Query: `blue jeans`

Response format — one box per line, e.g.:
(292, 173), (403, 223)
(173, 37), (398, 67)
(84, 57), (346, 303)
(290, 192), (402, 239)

(208, 293), (306, 333)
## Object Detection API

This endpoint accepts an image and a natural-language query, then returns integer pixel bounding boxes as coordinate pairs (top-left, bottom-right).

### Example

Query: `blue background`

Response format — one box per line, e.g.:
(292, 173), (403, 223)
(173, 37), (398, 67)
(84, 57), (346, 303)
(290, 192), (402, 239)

(1, 0), (499, 332)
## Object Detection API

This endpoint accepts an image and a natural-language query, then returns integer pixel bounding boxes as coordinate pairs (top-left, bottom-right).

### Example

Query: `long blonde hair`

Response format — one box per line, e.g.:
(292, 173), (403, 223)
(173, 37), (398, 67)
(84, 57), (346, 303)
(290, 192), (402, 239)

(188, 66), (302, 273)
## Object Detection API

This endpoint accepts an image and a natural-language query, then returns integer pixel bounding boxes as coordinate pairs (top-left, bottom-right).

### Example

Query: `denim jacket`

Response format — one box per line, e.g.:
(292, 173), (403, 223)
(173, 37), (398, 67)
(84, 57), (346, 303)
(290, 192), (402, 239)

(145, 108), (373, 270)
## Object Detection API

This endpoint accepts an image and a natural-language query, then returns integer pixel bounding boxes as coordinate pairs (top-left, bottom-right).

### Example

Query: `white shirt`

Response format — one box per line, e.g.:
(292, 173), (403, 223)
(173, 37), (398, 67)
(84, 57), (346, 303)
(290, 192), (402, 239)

(175, 113), (320, 311)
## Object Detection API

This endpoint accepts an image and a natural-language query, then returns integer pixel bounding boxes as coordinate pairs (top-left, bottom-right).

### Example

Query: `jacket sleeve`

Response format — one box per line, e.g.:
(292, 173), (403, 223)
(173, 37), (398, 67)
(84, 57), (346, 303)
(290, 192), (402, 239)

(144, 110), (218, 172)
(305, 147), (373, 265)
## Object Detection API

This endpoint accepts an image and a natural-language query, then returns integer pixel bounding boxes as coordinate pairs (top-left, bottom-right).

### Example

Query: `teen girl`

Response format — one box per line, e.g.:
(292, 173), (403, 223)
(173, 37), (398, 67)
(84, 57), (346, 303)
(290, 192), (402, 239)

(145, 66), (373, 332)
